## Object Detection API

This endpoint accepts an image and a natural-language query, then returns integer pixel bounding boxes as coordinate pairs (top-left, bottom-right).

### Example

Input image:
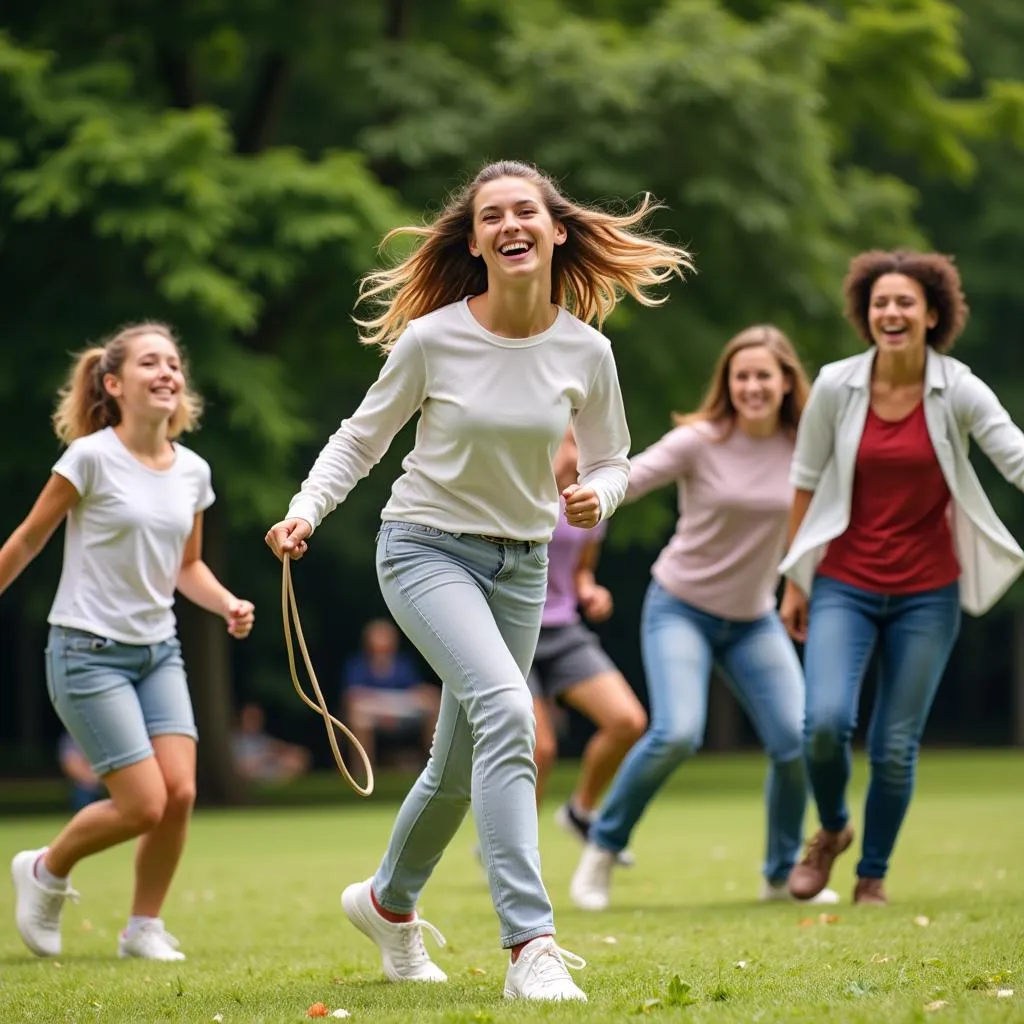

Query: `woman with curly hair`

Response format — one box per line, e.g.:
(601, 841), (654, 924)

(265, 160), (692, 1001)
(780, 250), (1024, 905)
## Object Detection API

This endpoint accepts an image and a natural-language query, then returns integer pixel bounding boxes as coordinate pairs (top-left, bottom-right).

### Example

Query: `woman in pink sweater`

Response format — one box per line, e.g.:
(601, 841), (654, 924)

(570, 326), (833, 910)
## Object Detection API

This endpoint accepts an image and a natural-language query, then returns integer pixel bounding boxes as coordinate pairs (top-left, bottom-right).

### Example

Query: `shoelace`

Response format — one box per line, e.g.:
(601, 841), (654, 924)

(32, 882), (80, 926)
(393, 918), (446, 972)
(802, 831), (839, 869)
(528, 943), (587, 987)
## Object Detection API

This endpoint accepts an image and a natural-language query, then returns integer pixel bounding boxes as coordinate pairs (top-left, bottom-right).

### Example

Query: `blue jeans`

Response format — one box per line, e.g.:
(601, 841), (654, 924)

(803, 575), (961, 879)
(45, 625), (197, 776)
(371, 522), (552, 947)
(590, 581), (808, 883)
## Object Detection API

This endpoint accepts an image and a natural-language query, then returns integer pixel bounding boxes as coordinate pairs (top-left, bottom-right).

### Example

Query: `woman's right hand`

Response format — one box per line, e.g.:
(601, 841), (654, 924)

(779, 581), (809, 643)
(265, 518), (312, 561)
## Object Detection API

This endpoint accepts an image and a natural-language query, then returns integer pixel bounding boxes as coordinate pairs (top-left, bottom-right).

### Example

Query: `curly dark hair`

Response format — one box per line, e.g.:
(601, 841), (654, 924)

(843, 249), (969, 353)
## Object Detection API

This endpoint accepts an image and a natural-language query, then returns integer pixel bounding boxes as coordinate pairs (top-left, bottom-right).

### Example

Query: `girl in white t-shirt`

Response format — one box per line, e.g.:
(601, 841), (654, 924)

(0, 323), (254, 962)
(265, 159), (692, 1002)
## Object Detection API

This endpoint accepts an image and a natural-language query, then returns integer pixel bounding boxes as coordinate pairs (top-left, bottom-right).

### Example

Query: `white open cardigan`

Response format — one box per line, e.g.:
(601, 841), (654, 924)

(780, 348), (1024, 615)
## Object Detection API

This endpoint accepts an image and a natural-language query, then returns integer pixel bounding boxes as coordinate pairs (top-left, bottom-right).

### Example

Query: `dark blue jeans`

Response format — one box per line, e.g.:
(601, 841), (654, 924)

(803, 575), (961, 879)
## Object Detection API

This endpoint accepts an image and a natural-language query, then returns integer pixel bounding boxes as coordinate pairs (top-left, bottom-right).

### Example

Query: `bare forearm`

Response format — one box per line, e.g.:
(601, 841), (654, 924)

(786, 488), (814, 549)
(0, 528), (45, 597)
(176, 559), (234, 617)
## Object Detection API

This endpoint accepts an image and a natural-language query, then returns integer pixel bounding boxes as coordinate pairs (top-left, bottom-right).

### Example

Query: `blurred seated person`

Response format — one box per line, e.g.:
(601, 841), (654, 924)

(342, 618), (440, 770)
(231, 702), (311, 785)
(58, 732), (105, 811)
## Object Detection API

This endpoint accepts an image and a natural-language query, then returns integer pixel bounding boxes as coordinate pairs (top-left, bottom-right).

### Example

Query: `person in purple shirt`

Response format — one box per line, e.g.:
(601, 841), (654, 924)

(570, 325), (839, 911)
(528, 430), (647, 863)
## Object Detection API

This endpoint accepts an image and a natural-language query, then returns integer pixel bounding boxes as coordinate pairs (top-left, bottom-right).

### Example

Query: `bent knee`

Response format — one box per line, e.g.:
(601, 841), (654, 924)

(648, 729), (702, 762)
(164, 779), (197, 816)
(607, 705), (648, 744)
(116, 790), (168, 833)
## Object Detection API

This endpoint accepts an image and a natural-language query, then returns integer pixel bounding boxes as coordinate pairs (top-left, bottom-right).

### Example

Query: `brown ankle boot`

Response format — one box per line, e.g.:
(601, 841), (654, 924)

(788, 826), (854, 900)
(853, 877), (887, 905)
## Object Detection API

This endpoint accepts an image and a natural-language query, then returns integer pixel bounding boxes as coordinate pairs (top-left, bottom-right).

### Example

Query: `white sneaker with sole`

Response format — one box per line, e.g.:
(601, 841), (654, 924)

(11, 848), (79, 957)
(554, 803), (636, 867)
(118, 919), (186, 961)
(569, 843), (615, 911)
(341, 878), (447, 982)
(760, 879), (840, 904)
(504, 936), (587, 1002)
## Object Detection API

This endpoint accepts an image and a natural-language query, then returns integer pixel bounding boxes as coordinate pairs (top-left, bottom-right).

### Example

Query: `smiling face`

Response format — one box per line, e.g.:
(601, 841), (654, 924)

(727, 344), (790, 434)
(468, 176), (567, 284)
(868, 273), (937, 354)
(103, 331), (185, 427)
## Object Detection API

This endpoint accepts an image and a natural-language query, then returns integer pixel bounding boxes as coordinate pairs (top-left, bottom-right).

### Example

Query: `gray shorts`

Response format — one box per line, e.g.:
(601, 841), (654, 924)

(526, 622), (617, 700)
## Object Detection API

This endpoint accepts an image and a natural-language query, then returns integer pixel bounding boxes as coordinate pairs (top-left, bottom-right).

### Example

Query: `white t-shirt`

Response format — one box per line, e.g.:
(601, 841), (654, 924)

(48, 427), (215, 644)
(287, 298), (631, 542)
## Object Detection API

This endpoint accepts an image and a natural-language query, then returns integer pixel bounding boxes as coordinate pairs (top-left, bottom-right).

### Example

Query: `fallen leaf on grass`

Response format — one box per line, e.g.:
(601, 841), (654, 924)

(212, 1015), (223, 1022)
(468, 967), (486, 975)
(923, 1000), (948, 1012)
(601, 936), (618, 944)
(870, 954), (894, 964)
(914, 915), (930, 927)
(819, 913), (839, 924)
(734, 961), (748, 969)
(307, 1004), (328, 1018)
(330, 1011), (351, 1019)
(996, 990), (1014, 998)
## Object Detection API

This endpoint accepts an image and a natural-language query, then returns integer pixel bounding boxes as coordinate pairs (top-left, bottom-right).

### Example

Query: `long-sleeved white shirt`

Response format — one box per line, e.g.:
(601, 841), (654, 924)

(287, 298), (631, 542)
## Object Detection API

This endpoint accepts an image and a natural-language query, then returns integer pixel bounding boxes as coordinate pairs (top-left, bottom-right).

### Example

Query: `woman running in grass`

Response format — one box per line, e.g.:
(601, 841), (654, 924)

(2, 324), (254, 961)
(780, 250), (1024, 905)
(529, 428), (646, 862)
(265, 159), (691, 1002)
(571, 326), (838, 910)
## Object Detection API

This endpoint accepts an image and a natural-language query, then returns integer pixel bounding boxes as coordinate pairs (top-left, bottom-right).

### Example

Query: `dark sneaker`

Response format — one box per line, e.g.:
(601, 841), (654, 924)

(853, 877), (887, 906)
(788, 826), (854, 900)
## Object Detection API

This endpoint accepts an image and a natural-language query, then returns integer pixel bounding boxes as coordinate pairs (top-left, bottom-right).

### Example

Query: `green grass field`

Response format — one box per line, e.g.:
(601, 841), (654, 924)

(1, 751), (1022, 1023)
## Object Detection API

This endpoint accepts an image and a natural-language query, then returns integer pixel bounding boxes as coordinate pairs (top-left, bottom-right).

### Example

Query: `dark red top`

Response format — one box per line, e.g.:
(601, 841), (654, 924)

(817, 402), (959, 594)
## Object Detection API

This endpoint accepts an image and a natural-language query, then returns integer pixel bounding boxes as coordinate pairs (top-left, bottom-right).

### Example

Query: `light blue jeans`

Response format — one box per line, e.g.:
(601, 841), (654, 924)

(803, 575), (961, 879)
(590, 581), (809, 883)
(45, 625), (197, 776)
(371, 521), (553, 947)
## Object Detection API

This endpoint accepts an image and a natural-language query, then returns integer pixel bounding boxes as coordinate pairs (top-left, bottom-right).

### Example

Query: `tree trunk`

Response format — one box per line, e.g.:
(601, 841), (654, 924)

(177, 503), (244, 804)
(1014, 608), (1024, 746)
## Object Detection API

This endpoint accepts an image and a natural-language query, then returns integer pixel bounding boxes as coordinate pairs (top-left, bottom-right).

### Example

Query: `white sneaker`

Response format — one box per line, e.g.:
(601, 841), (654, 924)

(341, 878), (447, 982)
(760, 879), (840, 905)
(569, 843), (614, 911)
(554, 804), (636, 868)
(118, 919), (186, 961)
(11, 848), (79, 957)
(504, 936), (587, 1001)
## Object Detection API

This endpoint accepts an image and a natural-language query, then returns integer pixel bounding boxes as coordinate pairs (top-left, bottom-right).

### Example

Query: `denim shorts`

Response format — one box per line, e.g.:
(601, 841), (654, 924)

(45, 625), (198, 776)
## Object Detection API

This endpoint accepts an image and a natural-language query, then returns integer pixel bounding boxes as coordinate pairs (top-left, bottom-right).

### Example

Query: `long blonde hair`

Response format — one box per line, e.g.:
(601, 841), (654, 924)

(673, 325), (810, 438)
(355, 160), (694, 351)
(52, 322), (203, 443)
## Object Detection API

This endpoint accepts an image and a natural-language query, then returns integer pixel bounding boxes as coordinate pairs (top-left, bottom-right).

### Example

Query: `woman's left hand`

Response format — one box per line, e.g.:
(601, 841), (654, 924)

(563, 485), (602, 529)
(224, 597), (256, 639)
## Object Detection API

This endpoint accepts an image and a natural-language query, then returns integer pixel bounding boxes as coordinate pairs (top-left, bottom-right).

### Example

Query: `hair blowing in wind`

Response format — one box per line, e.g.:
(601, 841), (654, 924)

(354, 160), (695, 352)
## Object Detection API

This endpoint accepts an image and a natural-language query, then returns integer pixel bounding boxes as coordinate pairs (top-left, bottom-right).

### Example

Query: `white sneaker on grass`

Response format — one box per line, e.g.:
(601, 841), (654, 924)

(341, 878), (447, 982)
(118, 919), (186, 961)
(11, 848), (79, 957)
(760, 879), (840, 904)
(504, 936), (587, 1001)
(569, 843), (615, 911)
(554, 803), (636, 867)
